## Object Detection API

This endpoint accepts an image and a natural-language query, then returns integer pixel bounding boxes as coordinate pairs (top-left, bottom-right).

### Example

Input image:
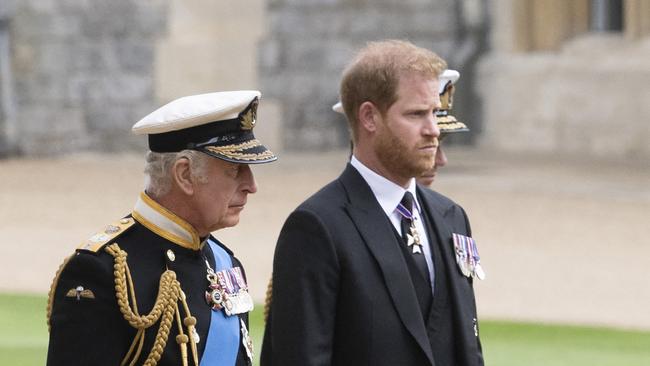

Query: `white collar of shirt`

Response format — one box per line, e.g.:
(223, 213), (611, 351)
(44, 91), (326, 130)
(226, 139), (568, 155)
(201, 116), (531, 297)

(350, 156), (420, 216)
(350, 156), (435, 292)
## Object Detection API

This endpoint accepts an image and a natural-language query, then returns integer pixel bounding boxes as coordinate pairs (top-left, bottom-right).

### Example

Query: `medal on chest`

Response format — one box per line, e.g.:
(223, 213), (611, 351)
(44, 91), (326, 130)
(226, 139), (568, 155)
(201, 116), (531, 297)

(204, 260), (254, 316)
(452, 233), (486, 280)
(406, 222), (423, 254)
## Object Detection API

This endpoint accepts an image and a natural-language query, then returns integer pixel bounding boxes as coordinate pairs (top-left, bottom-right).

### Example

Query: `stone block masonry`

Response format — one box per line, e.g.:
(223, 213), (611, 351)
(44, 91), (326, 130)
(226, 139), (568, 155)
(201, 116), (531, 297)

(258, 0), (463, 150)
(7, 0), (168, 155)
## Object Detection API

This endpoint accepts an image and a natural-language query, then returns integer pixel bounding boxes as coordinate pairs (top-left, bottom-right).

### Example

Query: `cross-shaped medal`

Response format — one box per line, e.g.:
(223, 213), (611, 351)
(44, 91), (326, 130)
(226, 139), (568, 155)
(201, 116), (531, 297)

(407, 223), (423, 254)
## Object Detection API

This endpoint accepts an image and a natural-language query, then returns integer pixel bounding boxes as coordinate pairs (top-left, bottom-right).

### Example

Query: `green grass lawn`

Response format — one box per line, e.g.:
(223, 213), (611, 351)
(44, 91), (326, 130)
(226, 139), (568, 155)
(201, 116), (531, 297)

(2, 293), (649, 365)
(0, 294), (49, 366)
(482, 321), (650, 366)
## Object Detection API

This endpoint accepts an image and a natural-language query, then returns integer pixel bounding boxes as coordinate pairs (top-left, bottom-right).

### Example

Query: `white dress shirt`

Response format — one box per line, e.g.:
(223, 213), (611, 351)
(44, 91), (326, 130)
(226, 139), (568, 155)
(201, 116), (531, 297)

(350, 156), (435, 292)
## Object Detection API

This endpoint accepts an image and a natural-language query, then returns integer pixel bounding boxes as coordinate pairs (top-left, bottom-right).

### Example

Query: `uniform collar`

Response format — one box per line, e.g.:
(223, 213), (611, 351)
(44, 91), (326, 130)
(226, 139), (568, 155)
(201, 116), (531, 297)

(132, 192), (203, 251)
(350, 156), (420, 217)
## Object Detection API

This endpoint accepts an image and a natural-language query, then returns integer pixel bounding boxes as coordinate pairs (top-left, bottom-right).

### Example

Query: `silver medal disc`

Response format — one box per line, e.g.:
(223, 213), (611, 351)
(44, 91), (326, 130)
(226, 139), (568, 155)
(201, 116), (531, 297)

(474, 263), (486, 280)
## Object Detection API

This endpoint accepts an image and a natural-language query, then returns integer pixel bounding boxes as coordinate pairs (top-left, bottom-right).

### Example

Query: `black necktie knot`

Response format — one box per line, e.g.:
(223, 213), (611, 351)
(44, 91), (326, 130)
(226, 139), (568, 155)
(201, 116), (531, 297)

(400, 191), (415, 214)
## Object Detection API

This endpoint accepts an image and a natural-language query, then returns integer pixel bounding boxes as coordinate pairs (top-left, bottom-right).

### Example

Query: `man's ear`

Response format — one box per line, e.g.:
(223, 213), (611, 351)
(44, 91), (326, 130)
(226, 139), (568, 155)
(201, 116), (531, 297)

(172, 158), (194, 195)
(358, 101), (380, 133)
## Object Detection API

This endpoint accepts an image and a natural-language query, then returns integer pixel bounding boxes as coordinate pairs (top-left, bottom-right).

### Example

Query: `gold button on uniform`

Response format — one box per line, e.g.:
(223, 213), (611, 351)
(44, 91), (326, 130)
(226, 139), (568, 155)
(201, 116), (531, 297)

(166, 249), (176, 262)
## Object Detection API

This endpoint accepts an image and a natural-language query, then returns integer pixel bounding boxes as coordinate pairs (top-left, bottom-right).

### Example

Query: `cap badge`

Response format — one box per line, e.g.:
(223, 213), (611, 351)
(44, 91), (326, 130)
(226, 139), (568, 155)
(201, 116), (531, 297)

(240, 98), (258, 130)
(440, 83), (455, 110)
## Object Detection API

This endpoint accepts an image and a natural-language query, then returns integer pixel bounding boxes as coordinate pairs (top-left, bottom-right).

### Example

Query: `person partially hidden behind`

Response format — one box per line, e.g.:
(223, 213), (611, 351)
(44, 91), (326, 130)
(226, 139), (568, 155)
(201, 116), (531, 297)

(47, 91), (276, 366)
(416, 68), (469, 186)
(262, 40), (485, 366)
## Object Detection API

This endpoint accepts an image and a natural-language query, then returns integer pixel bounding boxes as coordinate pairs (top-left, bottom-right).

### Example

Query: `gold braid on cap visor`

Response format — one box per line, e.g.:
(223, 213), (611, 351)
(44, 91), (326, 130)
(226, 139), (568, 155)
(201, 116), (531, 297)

(204, 139), (275, 161)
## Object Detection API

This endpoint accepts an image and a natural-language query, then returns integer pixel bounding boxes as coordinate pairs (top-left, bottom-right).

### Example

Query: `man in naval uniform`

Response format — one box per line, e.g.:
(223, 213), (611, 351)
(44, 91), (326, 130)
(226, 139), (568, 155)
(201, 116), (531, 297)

(262, 40), (484, 366)
(417, 69), (470, 187)
(410, 71), (484, 322)
(47, 90), (276, 366)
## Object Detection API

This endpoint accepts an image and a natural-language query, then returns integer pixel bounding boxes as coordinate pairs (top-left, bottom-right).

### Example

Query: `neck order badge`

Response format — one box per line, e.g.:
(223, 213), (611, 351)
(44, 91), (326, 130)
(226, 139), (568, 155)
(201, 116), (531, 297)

(397, 192), (430, 282)
(396, 192), (424, 254)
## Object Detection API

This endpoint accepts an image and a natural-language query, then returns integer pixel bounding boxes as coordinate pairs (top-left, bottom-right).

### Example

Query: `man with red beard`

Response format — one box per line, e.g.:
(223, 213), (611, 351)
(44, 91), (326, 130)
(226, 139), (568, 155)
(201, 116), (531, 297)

(330, 69), (469, 187)
(262, 40), (484, 366)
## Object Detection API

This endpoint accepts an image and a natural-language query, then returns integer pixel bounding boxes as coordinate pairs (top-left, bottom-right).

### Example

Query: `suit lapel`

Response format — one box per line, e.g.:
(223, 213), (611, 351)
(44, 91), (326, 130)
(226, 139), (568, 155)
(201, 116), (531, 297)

(418, 187), (481, 363)
(417, 188), (456, 279)
(418, 187), (472, 293)
(340, 165), (434, 365)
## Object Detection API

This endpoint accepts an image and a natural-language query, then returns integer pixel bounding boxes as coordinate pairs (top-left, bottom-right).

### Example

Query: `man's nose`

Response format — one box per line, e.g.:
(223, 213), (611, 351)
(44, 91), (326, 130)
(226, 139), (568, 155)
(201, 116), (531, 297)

(423, 113), (441, 138)
(240, 165), (258, 194)
(435, 145), (448, 167)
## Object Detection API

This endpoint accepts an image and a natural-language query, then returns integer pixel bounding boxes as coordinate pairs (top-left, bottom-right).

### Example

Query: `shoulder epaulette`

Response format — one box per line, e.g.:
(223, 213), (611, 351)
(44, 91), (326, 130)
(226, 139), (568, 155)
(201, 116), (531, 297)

(77, 217), (136, 253)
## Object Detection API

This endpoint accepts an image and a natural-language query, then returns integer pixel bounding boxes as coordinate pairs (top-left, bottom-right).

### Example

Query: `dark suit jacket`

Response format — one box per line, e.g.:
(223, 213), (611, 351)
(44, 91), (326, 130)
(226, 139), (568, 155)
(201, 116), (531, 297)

(262, 164), (483, 366)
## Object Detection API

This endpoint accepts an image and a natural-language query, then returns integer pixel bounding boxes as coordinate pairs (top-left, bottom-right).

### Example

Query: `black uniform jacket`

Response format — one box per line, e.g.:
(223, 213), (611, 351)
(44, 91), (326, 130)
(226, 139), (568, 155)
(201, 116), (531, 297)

(262, 164), (483, 366)
(47, 210), (251, 366)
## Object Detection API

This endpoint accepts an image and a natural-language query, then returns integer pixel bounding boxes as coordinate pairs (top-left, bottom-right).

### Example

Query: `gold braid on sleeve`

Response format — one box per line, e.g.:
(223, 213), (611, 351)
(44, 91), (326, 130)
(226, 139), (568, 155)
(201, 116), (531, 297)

(105, 243), (200, 366)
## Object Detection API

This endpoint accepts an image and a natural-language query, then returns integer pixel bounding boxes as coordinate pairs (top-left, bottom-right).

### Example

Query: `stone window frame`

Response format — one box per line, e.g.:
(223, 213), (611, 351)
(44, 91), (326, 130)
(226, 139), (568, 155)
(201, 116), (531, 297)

(506, 0), (650, 52)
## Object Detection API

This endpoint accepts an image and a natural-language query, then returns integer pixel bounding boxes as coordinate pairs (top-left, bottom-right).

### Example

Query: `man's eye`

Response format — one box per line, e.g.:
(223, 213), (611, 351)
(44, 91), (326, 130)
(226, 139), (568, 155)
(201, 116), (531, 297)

(225, 165), (238, 177)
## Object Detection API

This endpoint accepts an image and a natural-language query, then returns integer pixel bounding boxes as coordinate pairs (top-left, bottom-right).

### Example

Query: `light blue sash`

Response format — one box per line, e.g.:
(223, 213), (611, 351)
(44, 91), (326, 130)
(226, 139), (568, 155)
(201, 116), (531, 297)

(200, 239), (240, 365)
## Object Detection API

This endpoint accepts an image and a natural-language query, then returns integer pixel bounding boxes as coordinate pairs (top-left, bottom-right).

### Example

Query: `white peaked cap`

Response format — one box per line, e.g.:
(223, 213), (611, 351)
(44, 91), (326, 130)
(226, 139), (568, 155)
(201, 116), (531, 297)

(438, 69), (460, 94)
(132, 90), (262, 135)
(332, 101), (344, 114)
(130, 90), (276, 164)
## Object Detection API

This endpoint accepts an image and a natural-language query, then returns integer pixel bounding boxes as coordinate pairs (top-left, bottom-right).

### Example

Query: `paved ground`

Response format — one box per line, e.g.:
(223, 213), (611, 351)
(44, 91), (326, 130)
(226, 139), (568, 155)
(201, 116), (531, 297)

(1, 148), (648, 330)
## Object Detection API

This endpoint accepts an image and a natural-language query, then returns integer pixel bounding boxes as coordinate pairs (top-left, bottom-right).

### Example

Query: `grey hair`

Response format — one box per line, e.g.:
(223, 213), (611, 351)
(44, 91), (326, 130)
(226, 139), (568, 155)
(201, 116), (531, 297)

(144, 150), (210, 197)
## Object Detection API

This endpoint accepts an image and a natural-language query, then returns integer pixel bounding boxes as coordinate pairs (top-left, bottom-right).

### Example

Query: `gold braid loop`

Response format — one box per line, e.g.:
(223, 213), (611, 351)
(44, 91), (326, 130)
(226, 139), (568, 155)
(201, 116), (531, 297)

(173, 302), (189, 366)
(180, 296), (200, 366)
(105, 243), (198, 366)
(107, 244), (173, 328)
(47, 254), (74, 332)
(144, 302), (177, 366)
(264, 275), (273, 323)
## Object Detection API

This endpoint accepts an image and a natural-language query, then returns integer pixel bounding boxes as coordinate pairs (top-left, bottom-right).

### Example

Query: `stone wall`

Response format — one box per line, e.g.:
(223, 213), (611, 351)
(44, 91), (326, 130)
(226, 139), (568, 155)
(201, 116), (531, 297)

(478, 35), (650, 160)
(152, 0), (286, 152)
(1, 0), (489, 156)
(258, 0), (485, 150)
(479, 0), (650, 160)
(155, 0), (264, 101)
(5, 0), (168, 155)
